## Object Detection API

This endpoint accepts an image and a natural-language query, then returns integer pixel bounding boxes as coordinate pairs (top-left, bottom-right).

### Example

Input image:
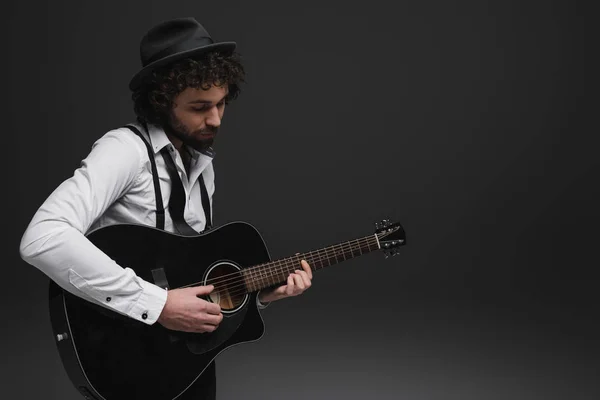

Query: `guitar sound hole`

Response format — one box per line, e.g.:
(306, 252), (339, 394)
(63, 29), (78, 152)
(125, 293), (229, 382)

(205, 262), (248, 313)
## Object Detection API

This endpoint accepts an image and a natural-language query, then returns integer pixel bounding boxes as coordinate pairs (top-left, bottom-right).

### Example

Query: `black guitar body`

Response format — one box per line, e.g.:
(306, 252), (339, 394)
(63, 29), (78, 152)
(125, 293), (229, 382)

(49, 222), (270, 400)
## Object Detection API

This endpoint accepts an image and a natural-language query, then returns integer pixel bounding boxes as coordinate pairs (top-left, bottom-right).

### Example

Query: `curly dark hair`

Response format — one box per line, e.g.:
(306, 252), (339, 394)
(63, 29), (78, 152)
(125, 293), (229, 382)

(132, 50), (246, 127)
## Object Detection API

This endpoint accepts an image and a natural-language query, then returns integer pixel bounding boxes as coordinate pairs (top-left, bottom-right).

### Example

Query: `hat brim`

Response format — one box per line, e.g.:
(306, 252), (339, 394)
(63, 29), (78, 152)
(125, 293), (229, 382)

(128, 41), (237, 91)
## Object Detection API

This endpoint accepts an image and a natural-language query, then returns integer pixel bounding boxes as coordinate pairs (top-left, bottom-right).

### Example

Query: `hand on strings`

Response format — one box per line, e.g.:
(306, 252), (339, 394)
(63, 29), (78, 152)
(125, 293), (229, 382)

(157, 285), (223, 333)
(258, 260), (313, 303)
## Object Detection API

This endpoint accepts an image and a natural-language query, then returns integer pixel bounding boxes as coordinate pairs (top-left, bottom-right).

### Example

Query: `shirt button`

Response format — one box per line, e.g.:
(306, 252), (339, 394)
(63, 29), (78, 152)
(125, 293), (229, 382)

(106, 297), (111, 302)
(142, 313), (148, 320)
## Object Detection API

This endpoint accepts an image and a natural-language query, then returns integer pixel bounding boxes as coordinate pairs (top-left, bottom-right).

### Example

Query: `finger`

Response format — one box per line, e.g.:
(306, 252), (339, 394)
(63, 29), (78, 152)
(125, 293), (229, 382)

(292, 273), (305, 290)
(286, 275), (295, 296)
(194, 285), (215, 296)
(295, 269), (311, 288)
(198, 324), (218, 333)
(202, 312), (223, 326)
(301, 260), (313, 279)
(204, 301), (222, 315)
(273, 284), (288, 295)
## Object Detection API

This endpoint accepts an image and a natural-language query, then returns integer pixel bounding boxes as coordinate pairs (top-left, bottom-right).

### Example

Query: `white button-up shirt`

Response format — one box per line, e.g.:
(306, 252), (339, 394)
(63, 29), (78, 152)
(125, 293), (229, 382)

(19, 122), (250, 325)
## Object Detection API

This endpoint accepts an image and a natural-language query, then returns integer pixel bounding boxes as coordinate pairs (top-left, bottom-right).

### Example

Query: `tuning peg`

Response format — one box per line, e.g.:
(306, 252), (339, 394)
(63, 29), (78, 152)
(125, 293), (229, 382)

(384, 251), (390, 259)
(375, 221), (382, 230)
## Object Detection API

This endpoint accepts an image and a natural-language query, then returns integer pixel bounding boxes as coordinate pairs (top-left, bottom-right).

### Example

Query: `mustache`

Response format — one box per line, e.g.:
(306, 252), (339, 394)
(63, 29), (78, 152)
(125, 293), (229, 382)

(197, 127), (218, 135)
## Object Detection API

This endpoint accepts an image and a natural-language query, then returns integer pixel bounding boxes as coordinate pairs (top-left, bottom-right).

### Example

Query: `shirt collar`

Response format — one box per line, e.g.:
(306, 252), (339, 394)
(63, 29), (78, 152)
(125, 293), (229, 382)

(144, 123), (173, 155)
(144, 123), (216, 160)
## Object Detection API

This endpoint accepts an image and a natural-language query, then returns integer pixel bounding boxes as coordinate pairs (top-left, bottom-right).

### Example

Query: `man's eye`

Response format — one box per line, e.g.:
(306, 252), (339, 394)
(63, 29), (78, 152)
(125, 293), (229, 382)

(192, 102), (224, 112)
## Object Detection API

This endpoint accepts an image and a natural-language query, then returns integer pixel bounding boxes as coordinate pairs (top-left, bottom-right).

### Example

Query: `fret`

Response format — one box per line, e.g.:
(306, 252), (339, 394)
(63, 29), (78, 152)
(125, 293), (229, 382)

(264, 263), (270, 289)
(338, 243), (347, 261)
(246, 268), (253, 292)
(304, 252), (314, 271)
(282, 259), (289, 278)
(331, 245), (340, 263)
(271, 261), (278, 285)
(344, 242), (352, 259)
(351, 240), (360, 257)
(245, 268), (250, 292)
(329, 245), (338, 262)
(252, 267), (258, 292)
(268, 262), (274, 286)
(314, 249), (323, 267)
(242, 269), (250, 291)
(279, 259), (286, 282)
(313, 253), (320, 268)
(288, 257), (293, 275)
(306, 252), (318, 270)
(253, 267), (259, 290)
(263, 263), (269, 287)
(245, 235), (385, 292)
(277, 260), (283, 282)
(347, 241), (355, 258)
(333, 244), (341, 263)
(324, 247), (334, 267)
(279, 259), (288, 283)
(324, 246), (335, 266)
(314, 255), (322, 270)
(255, 267), (260, 291)
(255, 267), (259, 289)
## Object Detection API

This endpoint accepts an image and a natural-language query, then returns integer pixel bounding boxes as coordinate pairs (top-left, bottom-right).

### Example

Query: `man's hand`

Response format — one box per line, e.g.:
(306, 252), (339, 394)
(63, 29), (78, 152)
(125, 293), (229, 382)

(157, 285), (223, 333)
(259, 260), (313, 303)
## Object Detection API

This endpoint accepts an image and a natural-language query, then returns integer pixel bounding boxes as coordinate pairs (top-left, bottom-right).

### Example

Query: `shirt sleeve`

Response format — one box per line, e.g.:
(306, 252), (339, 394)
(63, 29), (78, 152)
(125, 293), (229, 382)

(19, 128), (168, 325)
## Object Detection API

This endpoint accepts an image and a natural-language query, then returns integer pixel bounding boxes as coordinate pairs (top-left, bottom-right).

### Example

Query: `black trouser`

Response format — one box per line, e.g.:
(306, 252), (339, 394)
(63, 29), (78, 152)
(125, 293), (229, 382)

(178, 361), (216, 400)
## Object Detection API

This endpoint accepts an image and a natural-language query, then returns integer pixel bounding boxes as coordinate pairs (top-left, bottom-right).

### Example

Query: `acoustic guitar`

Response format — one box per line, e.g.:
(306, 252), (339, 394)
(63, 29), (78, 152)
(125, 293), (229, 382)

(49, 219), (406, 399)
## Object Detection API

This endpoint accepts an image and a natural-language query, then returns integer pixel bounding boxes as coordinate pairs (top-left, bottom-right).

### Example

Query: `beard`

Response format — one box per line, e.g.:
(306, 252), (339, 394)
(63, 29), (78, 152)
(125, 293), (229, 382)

(164, 111), (218, 153)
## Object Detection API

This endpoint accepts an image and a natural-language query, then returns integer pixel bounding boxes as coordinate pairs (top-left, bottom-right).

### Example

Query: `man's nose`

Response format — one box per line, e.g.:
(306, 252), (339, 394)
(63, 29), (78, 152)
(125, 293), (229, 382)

(206, 105), (221, 127)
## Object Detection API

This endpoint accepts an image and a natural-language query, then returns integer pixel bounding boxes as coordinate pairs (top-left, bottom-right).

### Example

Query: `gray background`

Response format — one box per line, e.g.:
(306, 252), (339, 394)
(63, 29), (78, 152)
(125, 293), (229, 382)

(2, 0), (596, 399)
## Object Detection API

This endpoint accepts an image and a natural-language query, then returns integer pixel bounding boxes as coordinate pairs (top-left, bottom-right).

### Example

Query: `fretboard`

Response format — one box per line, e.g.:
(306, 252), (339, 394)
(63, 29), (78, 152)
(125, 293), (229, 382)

(242, 234), (380, 292)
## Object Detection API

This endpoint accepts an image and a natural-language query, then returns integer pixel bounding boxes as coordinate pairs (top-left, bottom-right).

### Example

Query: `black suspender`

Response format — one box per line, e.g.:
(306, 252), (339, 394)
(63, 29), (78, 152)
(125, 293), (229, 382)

(198, 174), (212, 229)
(122, 123), (212, 234)
(124, 124), (165, 230)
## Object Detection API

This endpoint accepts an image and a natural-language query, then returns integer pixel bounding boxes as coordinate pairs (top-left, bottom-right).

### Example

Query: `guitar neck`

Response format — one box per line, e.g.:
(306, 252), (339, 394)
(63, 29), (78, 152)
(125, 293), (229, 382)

(242, 234), (381, 292)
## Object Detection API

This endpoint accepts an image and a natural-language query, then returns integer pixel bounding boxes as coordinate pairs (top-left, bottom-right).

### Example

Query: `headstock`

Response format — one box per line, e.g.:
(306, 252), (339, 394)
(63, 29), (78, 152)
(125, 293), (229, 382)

(375, 218), (406, 258)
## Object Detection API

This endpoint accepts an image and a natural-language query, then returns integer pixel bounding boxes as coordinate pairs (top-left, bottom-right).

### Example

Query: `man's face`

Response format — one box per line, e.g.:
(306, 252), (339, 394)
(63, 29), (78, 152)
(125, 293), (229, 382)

(165, 84), (228, 152)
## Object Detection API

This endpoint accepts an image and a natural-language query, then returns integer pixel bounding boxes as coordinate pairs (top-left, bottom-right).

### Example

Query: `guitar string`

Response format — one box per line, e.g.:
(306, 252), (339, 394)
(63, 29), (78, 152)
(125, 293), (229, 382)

(176, 237), (377, 304)
(215, 239), (376, 296)
(219, 234), (400, 299)
(211, 235), (390, 300)
(180, 235), (380, 291)
(189, 236), (383, 299)
(173, 236), (379, 305)
(188, 234), (382, 288)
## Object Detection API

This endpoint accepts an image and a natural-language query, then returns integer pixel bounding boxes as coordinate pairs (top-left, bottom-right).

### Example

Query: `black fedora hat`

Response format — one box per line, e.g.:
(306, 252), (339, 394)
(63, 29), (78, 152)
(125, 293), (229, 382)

(129, 17), (236, 91)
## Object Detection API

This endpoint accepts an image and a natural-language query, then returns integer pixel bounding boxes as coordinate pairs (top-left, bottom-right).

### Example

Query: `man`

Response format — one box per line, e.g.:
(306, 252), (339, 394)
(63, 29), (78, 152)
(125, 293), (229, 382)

(19, 17), (313, 399)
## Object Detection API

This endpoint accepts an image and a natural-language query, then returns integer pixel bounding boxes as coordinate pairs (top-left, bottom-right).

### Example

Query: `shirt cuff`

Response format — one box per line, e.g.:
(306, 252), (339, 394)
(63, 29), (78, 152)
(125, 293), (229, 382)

(256, 290), (270, 309)
(129, 279), (168, 325)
